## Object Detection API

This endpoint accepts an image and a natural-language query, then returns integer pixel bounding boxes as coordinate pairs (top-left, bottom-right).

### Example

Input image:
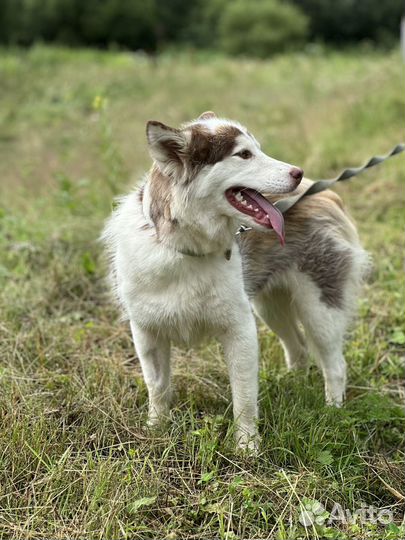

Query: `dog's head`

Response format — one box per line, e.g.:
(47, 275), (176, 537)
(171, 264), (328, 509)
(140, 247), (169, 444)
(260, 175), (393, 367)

(146, 112), (303, 244)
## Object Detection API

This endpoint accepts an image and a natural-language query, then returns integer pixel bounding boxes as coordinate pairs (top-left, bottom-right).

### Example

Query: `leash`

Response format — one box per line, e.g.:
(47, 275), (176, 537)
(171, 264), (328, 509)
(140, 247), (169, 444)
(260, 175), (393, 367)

(274, 142), (405, 214)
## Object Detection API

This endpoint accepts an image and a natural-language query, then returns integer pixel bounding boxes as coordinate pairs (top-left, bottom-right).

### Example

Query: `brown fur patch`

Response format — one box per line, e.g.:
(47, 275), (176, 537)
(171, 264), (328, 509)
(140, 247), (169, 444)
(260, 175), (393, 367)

(148, 165), (175, 234)
(148, 121), (242, 184)
(184, 124), (242, 181)
(138, 185), (152, 231)
(238, 181), (357, 308)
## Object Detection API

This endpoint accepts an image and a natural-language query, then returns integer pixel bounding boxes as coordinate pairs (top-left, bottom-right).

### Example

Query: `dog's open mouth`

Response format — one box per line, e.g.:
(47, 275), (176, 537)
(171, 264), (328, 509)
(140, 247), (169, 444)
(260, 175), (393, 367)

(225, 187), (285, 245)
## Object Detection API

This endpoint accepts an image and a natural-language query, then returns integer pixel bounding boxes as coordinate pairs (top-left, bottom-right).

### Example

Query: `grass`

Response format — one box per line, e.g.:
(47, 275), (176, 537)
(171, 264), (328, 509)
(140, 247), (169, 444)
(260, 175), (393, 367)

(0, 44), (404, 539)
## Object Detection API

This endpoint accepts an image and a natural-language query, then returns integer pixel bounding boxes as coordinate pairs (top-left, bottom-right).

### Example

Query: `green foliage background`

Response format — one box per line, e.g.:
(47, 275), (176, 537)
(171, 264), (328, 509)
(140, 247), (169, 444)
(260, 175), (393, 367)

(0, 0), (403, 56)
(219, 0), (308, 57)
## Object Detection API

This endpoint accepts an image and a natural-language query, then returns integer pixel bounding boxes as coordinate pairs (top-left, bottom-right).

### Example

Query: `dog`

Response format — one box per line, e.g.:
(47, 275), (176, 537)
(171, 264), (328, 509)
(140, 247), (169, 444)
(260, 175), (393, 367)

(101, 111), (369, 450)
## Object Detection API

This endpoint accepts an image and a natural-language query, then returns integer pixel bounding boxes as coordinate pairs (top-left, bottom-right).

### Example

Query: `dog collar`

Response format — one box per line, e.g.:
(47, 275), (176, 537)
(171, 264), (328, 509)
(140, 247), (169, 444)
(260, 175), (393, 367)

(176, 247), (207, 258)
(176, 247), (232, 260)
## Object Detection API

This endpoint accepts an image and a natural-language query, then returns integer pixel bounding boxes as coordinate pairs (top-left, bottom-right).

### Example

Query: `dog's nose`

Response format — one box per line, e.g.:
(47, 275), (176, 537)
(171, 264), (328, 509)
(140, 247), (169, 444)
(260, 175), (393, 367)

(289, 167), (304, 184)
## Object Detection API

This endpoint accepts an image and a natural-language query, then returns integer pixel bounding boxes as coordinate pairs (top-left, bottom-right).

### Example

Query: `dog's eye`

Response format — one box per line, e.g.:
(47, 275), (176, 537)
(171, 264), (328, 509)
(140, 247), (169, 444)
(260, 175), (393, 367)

(234, 149), (252, 159)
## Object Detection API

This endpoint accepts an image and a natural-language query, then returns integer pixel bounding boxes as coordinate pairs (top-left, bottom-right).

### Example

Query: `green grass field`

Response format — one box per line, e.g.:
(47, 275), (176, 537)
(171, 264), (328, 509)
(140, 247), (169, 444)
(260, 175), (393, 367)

(0, 45), (404, 539)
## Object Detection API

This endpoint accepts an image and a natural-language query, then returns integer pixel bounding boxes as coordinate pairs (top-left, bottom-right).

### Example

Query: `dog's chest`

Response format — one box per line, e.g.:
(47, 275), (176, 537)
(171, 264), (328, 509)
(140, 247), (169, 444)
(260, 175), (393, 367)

(122, 252), (244, 344)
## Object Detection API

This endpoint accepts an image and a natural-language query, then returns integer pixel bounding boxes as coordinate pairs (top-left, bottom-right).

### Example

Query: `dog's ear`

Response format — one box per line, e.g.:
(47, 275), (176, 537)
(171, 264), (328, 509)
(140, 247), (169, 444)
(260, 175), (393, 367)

(198, 111), (217, 120)
(146, 121), (187, 173)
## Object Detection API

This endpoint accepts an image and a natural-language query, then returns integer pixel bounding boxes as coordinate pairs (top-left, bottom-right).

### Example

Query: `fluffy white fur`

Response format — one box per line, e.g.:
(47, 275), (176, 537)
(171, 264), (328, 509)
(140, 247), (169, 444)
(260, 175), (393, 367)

(102, 114), (367, 451)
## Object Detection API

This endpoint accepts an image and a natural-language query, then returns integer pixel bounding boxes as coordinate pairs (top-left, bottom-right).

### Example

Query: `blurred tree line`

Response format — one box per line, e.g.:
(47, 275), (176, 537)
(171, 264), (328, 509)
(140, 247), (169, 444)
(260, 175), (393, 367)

(0, 0), (402, 57)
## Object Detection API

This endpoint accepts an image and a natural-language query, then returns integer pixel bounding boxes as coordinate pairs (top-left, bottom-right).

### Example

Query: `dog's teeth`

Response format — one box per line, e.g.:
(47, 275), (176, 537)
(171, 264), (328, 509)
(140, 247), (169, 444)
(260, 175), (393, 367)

(235, 192), (243, 202)
(254, 208), (259, 212)
(241, 200), (248, 206)
(248, 204), (253, 209)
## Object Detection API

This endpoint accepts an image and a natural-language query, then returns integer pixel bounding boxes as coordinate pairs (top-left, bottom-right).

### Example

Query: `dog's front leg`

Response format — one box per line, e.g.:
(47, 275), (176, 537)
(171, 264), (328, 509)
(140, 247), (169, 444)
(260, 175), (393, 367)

(130, 321), (171, 426)
(220, 311), (259, 452)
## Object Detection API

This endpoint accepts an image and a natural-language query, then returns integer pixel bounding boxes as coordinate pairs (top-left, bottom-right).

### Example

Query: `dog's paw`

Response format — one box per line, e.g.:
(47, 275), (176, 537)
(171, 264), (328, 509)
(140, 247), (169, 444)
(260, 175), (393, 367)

(285, 348), (309, 371)
(325, 398), (343, 408)
(146, 407), (171, 429)
(325, 391), (345, 408)
(235, 429), (260, 455)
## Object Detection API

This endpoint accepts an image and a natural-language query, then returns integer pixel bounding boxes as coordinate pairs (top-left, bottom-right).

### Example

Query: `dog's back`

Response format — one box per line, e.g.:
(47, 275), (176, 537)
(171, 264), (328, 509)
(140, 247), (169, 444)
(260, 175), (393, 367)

(239, 178), (369, 308)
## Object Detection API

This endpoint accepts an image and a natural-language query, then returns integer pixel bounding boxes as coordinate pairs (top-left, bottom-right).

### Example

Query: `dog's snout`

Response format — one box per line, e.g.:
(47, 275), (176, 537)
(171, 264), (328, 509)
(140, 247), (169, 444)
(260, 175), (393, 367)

(289, 167), (304, 184)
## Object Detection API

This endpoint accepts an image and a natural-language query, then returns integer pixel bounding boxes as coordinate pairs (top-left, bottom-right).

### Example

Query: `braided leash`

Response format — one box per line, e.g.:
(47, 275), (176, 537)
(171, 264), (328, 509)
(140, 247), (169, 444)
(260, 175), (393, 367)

(274, 142), (405, 214)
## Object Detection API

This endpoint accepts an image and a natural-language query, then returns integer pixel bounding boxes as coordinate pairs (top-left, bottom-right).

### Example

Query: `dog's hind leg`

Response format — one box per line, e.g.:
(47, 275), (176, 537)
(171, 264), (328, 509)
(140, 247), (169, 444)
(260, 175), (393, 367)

(292, 276), (348, 406)
(253, 287), (308, 370)
(130, 321), (171, 426)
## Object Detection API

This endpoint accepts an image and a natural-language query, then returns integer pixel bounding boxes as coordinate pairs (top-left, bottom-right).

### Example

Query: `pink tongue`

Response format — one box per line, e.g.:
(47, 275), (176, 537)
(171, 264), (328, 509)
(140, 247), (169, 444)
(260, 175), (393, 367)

(245, 189), (285, 245)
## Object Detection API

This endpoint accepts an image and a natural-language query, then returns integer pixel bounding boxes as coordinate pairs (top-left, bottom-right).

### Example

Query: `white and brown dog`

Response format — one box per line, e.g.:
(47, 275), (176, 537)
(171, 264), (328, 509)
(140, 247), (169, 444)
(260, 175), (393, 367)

(102, 112), (368, 450)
